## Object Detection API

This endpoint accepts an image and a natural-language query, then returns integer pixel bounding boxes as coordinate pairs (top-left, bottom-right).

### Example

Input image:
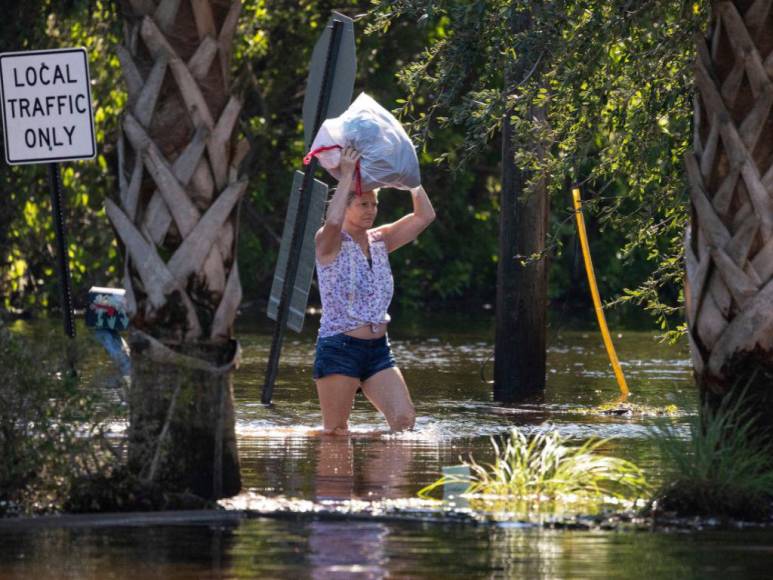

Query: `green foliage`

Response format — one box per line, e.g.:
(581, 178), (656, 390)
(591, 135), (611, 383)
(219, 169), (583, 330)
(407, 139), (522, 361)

(0, 0), (123, 314)
(0, 0), (711, 320)
(419, 427), (650, 507)
(651, 390), (773, 520)
(0, 322), (118, 514)
(235, 0), (499, 308)
(370, 0), (709, 323)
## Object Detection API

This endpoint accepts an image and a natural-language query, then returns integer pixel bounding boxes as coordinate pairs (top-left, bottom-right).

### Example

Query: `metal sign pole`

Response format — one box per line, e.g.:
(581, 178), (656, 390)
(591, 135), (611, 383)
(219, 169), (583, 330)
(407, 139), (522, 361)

(261, 19), (344, 405)
(48, 162), (76, 339)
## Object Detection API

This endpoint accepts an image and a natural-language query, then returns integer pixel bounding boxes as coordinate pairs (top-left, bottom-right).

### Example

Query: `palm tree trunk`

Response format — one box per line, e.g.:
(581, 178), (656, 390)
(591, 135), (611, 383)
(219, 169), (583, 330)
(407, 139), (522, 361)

(109, 0), (249, 498)
(686, 1), (773, 415)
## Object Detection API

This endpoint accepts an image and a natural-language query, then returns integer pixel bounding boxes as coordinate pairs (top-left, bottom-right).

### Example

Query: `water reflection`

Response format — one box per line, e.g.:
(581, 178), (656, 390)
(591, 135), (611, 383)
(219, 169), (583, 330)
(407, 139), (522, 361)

(0, 525), (239, 579)
(5, 517), (773, 578)
(315, 436), (356, 500)
(315, 436), (414, 502)
(308, 519), (389, 579)
(488, 528), (565, 579)
(241, 436), (417, 579)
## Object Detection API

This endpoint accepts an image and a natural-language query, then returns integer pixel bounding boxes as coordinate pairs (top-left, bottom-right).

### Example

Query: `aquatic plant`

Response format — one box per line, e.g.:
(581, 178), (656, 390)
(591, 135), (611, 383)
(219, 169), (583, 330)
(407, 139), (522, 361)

(418, 427), (650, 506)
(650, 389), (773, 520)
(575, 400), (681, 417)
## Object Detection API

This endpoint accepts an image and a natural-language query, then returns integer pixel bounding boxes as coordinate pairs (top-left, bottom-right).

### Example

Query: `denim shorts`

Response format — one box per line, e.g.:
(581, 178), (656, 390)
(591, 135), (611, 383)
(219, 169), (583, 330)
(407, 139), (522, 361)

(313, 333), (396, 381)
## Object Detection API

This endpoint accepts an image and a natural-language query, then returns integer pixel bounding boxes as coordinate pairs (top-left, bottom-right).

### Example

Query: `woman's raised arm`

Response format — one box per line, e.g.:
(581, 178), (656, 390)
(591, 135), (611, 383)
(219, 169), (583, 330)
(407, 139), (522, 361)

(377, 185), (436, 253)
(315, 147), (361, 264)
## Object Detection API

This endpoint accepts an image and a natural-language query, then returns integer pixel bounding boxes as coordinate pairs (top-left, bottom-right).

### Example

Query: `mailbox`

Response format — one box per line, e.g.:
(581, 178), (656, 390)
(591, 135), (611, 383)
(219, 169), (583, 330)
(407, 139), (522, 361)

(85, 286), (129, 331)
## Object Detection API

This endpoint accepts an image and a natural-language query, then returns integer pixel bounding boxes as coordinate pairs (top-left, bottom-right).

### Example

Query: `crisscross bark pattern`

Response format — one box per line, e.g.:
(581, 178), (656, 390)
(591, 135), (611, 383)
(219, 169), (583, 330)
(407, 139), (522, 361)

(111, 0), (249, 343)
(687, 0), (773, 393)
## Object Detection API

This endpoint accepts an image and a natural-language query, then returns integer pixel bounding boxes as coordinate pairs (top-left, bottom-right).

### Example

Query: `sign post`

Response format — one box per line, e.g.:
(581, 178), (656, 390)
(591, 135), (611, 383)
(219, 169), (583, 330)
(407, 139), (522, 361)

(0, 48), (97, 338)
(262, 14), (356, 404)
(48, 162), (76, 338)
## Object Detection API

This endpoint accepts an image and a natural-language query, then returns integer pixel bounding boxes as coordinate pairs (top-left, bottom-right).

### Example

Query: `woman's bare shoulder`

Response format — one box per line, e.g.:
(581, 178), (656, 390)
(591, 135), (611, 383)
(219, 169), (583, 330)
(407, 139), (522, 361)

(316, 227), (349, 265)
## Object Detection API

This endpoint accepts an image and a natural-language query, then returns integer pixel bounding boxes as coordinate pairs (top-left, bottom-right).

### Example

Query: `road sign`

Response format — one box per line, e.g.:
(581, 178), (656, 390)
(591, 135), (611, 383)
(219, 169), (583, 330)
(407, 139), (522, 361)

(302, 12), (356, 150)
(0, 48), (96, 165)
(0, 47), (96, 343)
(263, 16), (356, 404)
(267, 171), (328, 332)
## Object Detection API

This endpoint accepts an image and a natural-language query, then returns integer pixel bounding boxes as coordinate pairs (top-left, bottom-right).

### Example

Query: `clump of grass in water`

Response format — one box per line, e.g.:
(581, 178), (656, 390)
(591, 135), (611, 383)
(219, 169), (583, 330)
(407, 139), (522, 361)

(419, 427), (650, 510)
(594, 401), (680, 417)
(570, 398), (681, 417)
(651, 388), (773, 520)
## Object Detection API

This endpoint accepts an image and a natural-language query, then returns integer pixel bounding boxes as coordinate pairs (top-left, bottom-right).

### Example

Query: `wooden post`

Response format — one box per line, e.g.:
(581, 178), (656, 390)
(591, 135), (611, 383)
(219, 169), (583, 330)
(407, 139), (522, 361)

(494, 53), (549, 402)
(494, 117), (549, 402)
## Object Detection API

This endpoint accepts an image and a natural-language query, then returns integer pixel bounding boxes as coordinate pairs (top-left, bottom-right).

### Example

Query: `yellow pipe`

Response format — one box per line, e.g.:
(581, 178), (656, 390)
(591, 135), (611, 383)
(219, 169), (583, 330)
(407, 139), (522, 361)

(571, 187), (630, 400)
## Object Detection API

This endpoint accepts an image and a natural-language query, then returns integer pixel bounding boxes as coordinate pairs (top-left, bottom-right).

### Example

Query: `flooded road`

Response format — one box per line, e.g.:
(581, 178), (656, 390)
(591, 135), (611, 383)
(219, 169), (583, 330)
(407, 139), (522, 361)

(233, 312), (693, 502)
(3, 311), (772, 578)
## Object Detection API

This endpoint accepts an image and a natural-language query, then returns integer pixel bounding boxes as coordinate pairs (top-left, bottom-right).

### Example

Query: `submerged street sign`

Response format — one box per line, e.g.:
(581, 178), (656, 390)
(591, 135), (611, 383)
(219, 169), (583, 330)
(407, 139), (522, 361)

(0, 48), (96, 165)
(302, 12), (356, 150)
(267, 171), (328, 333)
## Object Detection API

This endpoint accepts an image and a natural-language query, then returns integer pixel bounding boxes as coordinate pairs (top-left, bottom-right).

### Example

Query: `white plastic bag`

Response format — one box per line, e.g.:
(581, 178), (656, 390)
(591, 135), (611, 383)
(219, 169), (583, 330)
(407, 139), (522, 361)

(305, 93), (421, 192)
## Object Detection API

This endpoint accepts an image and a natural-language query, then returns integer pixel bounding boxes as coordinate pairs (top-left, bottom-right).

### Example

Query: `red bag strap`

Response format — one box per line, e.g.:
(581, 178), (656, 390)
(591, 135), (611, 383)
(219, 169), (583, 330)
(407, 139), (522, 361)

(303, 144), (341, 165)
(303, 145), (363, 196)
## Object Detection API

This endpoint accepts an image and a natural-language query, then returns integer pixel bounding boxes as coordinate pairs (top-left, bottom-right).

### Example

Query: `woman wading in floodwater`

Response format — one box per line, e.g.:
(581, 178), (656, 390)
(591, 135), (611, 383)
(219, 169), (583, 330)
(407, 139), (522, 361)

(314, 147), (435, 434)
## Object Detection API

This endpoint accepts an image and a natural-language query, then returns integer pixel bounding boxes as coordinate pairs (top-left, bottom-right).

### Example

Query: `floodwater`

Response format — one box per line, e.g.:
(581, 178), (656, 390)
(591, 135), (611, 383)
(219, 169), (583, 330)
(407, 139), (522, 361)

(2, 311), (773, 579)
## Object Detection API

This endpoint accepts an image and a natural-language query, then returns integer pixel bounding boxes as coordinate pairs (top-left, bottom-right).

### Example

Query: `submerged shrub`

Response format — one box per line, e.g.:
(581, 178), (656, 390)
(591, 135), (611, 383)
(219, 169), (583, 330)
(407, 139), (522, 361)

(651, 389), (773, 520)
(64, 466), (215, 513)
(0, 322), (118, 514)
(419, 427), (650, 507)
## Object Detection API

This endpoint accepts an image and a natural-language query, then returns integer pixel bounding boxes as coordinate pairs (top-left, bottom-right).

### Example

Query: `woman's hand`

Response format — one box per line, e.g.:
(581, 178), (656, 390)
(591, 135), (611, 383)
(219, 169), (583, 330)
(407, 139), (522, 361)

(339, 146), (361, 179)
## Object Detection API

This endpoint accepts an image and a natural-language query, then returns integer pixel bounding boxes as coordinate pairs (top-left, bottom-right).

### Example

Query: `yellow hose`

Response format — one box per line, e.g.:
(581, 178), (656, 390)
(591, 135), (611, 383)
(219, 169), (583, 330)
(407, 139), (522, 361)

(572, 187), (630, 400)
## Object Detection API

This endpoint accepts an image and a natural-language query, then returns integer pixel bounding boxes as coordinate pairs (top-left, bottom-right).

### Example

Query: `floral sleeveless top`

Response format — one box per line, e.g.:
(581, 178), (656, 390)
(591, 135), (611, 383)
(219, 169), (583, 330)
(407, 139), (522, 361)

(317, 229), (394, 338)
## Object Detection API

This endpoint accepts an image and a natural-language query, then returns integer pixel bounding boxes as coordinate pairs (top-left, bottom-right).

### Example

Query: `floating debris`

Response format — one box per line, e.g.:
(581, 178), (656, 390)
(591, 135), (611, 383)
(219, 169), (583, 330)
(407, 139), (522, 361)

(573, 401), (682, 417)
